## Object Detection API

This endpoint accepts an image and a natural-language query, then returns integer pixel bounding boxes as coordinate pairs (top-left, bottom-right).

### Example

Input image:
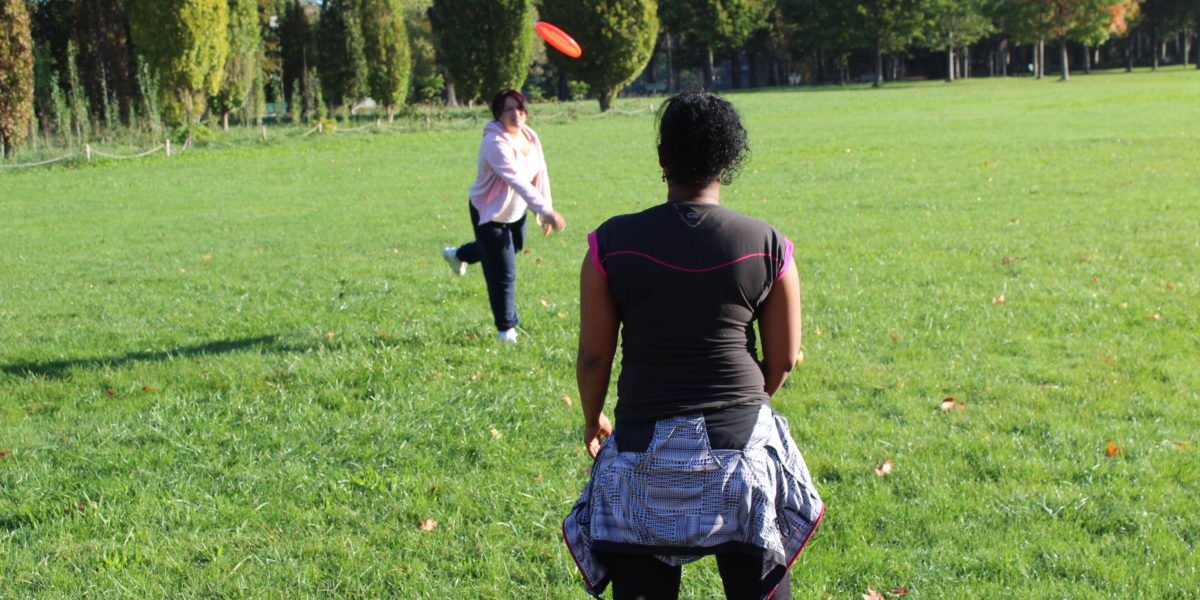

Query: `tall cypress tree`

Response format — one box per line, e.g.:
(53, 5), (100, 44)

(0, 0), (35, 156)
(539, 0), (659, 111)
(318, 0), (368, 109)
(279, 0), (312, 111)
(74, 0), (135, 124)
(429, 0), (531, 105)
(211, 0), (262, 129)
(128, 0), (230, 124)
(360, 0), (410, 120)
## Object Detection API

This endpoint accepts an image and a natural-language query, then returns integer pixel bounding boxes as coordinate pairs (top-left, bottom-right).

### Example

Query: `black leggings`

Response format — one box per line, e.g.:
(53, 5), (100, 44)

(608, 552), (791, 600)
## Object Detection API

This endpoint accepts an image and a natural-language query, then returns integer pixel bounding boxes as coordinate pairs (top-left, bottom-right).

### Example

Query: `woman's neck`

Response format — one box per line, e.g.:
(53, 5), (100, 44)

(665, 180), (721, 205)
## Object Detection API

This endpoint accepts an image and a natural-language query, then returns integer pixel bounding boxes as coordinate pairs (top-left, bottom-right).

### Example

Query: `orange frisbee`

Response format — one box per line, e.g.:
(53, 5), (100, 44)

(535, 21), (582, 58)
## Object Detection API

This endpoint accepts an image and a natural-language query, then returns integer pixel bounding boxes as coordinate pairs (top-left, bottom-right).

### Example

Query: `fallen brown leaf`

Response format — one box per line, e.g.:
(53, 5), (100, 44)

(560, 394), (573, 408)
(490, 428), (502, 439)
(1002, 256), (1022, 264)
(1105, 442), (1119, 457)
(418, 519), (438, 531)
(940, 397), (965, 411)
(992, 294), (1006, 304)
(863, 588), (885, 600)
(890, 587), (910, 596)
(326, 331), (335, 341)
(0, 448), (9, 459)
(1147, 313), (1161, 320)
(874, 459), (894, 476)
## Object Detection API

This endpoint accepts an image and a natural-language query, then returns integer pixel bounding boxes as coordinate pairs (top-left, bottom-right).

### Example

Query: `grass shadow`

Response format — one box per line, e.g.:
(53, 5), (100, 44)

(1, 335), (306, 379)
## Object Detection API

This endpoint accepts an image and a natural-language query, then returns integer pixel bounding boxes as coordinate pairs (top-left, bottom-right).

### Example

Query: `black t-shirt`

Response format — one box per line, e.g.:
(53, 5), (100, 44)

(587, 202), (794, 423)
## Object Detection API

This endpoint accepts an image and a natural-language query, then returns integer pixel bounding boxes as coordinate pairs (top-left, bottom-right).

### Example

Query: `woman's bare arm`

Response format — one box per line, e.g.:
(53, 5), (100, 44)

(578, 252), (617, 458)
(758, 261), (802, 397)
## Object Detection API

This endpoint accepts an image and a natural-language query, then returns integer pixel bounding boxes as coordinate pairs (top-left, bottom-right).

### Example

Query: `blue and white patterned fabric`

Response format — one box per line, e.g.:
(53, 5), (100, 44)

(562, 405), (824, 599)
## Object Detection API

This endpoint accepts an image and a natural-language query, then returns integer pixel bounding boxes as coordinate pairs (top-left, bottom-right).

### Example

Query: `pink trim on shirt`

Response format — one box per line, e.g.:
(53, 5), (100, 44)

(587, 231), (607, 277)
(776, 236), (795, 282)
(600, 250), (774, 274)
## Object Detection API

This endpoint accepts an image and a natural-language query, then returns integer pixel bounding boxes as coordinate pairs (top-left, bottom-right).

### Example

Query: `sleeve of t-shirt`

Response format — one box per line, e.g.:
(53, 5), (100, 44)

(587, 229), (607, 277)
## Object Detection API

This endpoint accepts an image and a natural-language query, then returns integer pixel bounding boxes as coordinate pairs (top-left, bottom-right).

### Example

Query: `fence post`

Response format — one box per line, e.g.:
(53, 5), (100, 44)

(85, 144), (92, 162)
(165, 139), (171, 157)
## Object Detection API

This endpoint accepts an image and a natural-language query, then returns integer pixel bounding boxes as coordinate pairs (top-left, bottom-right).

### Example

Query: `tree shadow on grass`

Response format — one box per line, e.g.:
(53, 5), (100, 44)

(1, 335), (307, 379)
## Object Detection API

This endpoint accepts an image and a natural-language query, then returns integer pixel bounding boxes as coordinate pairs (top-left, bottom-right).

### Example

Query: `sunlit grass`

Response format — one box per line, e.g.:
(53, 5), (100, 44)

(2, 67), (1198, 598)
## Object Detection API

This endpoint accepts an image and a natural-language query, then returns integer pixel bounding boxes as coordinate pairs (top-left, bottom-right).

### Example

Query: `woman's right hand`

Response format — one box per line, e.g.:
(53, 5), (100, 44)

(539, 211), (566, 237)
(584, 413), (613, 459)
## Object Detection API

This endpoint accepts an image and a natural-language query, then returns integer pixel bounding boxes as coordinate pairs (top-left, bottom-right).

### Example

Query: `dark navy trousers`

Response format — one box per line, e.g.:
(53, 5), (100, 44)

(455, 202), (526, 331)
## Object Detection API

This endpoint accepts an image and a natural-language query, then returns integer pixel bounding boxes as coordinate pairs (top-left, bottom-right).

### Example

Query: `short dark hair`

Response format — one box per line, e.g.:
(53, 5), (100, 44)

(490, 89), (528, 121)
(656, 92), (749, 187)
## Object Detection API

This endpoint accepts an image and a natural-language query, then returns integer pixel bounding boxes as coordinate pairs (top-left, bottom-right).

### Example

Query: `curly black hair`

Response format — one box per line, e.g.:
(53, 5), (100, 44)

(656, 92), (749, 187)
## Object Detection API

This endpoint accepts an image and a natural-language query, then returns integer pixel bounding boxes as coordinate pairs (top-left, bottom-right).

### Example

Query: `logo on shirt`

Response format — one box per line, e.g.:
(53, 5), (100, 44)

(673, 203), (708, 228)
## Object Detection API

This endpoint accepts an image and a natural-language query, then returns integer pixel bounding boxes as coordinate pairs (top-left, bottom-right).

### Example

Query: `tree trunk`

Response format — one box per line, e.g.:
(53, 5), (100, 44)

(946, 46), (955, 81)
(666, 33), (676, 93)
(874, 42), (883, 87)
(730, 50), (742, 89)
(598, 88), (616, 112)
(388, 106), (394, 122)
(703, 47), (716, 89)
(1183, 33), (1191, 68)
(1060, 39), (1069, 81)
(1037, 38), (1045, 78)
(1002, 39), (1009, 76)
(748, 50), (759, 88)
(444, 76), (458, 108)
(1084, 45), (1092, 74)
(963, 46), (970, 79)
(1147, 31), (1156, 70)
(1126, 40), (1134, 72)
(223, 111), (230, 131)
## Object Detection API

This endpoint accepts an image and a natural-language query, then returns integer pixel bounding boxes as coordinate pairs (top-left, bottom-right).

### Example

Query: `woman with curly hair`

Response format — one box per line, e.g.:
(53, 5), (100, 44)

(442, 89), (566, 343)
(562, 92), (824, 600)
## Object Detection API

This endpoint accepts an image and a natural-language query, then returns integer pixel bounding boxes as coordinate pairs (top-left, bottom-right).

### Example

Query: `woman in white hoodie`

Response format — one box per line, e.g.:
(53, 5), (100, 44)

(442, 89), (566, 343)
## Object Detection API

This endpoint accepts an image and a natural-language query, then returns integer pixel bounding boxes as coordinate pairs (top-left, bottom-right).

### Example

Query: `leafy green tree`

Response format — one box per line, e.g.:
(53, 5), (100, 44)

(128, 0), (230, 124)
(360, 0), (410, 120)
(318, 0), (368, 108)
(279, 0), (314, 112)
(74, 0), (135, 125)
(404, 2), (444, 104)
(995, 0), (1053, 77)
(1138, 0), (1193, 69)
(1045, 0), (1114, 79)
(0, 0), (35, 156)
(922, 0), (993, 81)
(539, 0), (659, 110)
(212, 0), (263, 130)
(847, 0), (925, 86)
(429, 0), (531, 105)
(658, 0), (771, 88)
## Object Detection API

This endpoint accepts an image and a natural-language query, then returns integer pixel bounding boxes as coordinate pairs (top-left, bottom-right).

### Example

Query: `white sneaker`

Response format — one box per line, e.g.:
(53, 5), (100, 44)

(497, 328), (518, 344)
(442, 247), (466, 276)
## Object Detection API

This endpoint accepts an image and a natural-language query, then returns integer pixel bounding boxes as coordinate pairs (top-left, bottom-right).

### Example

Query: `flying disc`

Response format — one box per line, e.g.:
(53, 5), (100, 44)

(535, 21), (582, 58)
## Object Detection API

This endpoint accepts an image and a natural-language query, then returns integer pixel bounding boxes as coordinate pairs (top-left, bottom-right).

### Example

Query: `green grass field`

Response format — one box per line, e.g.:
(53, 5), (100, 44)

(2, 68), (1198, 598)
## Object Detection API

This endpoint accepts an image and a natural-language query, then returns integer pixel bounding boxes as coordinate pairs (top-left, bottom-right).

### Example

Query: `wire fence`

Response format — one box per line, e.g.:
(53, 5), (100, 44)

(1, 102), (657, 170)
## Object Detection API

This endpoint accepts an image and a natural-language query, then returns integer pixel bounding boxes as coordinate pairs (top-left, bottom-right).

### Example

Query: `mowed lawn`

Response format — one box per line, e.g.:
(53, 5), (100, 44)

(2, 68), (1198, 598)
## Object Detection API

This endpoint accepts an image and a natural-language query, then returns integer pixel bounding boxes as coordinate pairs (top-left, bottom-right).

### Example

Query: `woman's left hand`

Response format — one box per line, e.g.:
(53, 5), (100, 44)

(584, 413), (612, 459)
(539, 211), (566, 237)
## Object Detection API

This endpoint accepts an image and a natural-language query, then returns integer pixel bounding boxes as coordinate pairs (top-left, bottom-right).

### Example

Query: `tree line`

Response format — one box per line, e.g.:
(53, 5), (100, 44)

(2, 0), (1198, 157)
